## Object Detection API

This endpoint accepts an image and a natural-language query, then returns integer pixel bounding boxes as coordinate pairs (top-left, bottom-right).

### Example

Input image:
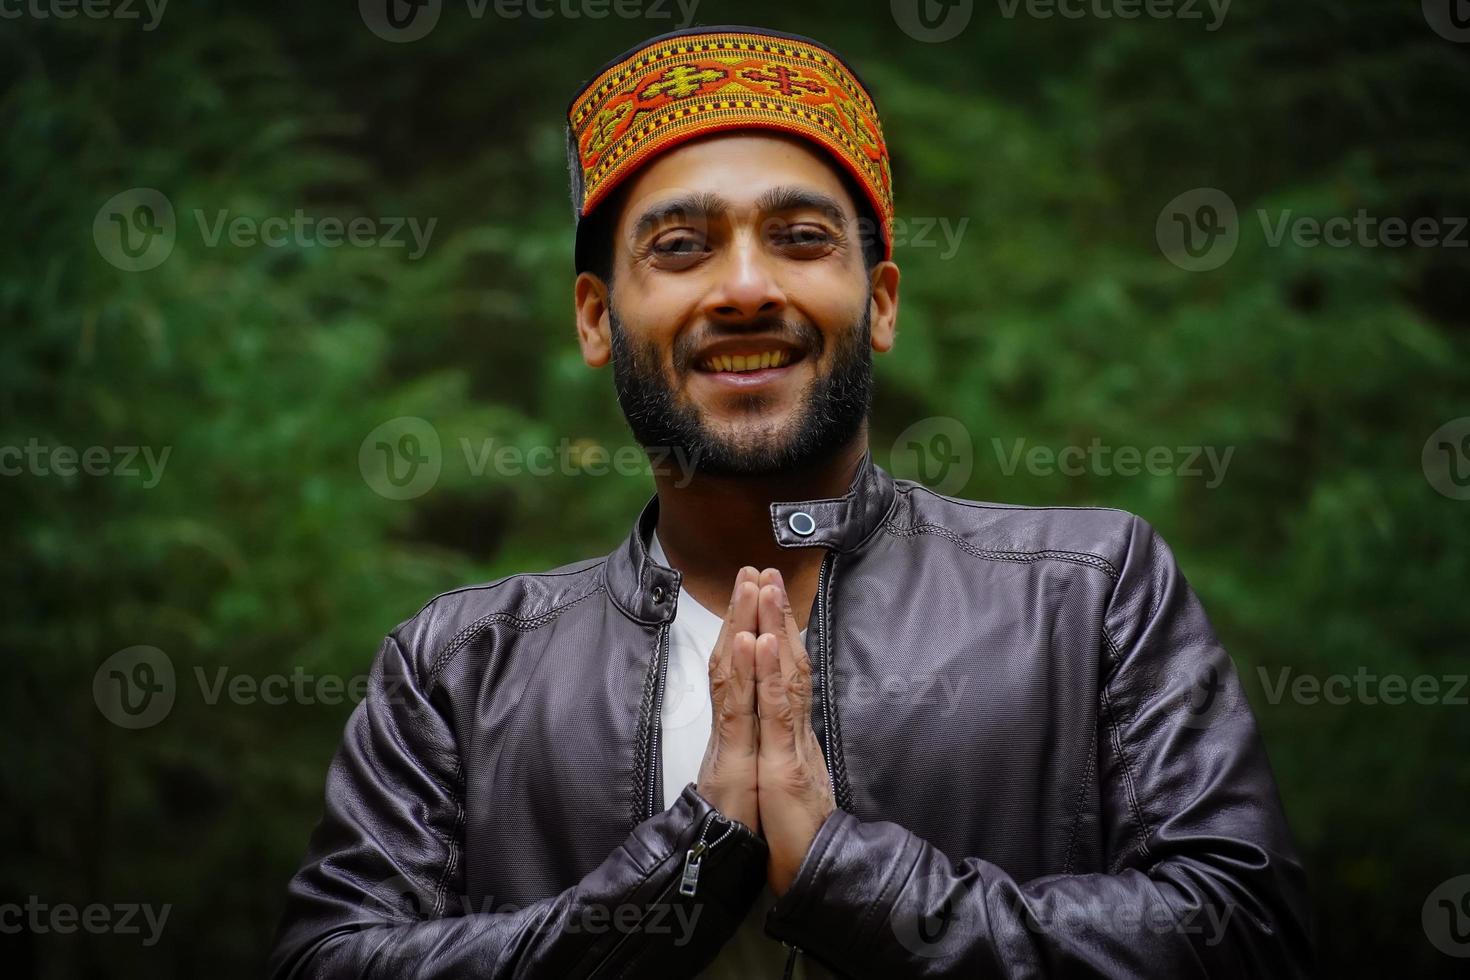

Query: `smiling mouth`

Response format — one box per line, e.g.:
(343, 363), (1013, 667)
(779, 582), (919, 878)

(694, 348), (805, 374)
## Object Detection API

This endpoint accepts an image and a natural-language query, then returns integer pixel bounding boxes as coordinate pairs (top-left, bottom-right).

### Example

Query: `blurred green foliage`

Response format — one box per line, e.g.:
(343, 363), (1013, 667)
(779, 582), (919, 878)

(2, 1), (1467, 975)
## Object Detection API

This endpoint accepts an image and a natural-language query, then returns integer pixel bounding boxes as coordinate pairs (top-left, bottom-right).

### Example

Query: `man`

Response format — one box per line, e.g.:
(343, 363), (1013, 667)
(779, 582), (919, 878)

(271, 25), (1312, 978)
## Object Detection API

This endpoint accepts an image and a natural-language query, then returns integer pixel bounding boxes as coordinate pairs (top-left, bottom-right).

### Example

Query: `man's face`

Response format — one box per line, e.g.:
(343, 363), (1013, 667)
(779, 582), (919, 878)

(590, 132), (889, 477)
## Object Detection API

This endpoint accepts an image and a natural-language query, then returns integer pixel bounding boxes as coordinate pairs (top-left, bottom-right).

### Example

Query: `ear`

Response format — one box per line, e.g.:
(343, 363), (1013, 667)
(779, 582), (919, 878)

(867, 260), (900, 354)
(574, 272), (612, 368)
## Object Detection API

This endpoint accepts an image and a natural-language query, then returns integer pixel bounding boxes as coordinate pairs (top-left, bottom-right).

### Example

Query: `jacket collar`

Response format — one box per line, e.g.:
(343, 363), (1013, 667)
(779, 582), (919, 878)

(605, 449), (897, 625)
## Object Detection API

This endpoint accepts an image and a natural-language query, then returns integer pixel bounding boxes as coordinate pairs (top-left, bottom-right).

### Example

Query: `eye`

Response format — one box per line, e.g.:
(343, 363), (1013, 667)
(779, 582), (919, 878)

(771, 222), (836, 252)
(653, 236), (701, 255)
(647, 232), (709, 266)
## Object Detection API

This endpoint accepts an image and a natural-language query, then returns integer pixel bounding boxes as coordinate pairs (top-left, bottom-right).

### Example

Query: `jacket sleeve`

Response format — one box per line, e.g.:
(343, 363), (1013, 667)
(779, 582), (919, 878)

(763, 515), (1314, 978)
(268, 630), (769, 980)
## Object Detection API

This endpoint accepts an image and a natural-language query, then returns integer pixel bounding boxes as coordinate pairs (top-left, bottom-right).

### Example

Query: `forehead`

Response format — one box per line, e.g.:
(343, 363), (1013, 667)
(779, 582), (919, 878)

(614, 131), (858, 229)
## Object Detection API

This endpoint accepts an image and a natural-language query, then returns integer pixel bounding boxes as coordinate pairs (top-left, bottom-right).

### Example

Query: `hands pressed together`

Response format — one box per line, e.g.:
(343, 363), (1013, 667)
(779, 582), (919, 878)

(695, 566), (836, 897)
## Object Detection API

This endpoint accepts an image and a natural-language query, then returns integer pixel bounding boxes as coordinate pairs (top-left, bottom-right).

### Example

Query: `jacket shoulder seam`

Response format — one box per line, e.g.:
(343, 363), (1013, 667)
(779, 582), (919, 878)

(883, 521), (1120, 581)
(424, 584), (607, 690)
(896, 482), (1137, 517)
(416, 560), (607, 609)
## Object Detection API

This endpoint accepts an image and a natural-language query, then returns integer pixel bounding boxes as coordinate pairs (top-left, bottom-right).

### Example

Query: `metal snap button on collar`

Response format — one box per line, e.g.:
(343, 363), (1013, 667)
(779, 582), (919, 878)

(787, 511), (817, 537)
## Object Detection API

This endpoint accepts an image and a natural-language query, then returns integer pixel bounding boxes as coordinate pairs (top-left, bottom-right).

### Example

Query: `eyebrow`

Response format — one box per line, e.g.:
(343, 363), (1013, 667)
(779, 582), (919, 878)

(628, 185), (850, 241)
(629, 191), (727, 242)
(754, 186), (848, 224)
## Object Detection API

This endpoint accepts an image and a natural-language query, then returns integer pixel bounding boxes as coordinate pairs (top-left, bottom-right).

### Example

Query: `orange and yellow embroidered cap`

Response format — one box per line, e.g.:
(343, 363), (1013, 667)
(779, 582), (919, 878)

(566, 25), (894, 271)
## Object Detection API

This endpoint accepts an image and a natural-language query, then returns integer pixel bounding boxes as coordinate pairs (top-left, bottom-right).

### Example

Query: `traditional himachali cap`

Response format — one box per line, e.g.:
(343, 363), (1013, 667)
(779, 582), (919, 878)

(566, 25), (895, 272)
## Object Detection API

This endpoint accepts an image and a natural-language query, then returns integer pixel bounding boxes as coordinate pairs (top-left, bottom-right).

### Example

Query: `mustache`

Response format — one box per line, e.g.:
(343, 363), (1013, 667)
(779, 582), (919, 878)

(672, 319), (825, 371)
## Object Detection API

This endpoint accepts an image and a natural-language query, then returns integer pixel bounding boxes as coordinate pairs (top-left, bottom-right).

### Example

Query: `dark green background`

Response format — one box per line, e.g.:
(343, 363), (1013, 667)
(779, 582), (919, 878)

(4, 0), (1468, 975)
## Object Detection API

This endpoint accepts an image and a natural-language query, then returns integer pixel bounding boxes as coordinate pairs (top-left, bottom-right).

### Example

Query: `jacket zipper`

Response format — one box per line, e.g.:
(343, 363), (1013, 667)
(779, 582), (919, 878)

(637, 552), (837, 978)
(587, 809), (734, 978)
(814, 549), (838, 798)
(646, 623), (671, 821)
(679, 808), (734, 895)
(776, 549), (837, 980)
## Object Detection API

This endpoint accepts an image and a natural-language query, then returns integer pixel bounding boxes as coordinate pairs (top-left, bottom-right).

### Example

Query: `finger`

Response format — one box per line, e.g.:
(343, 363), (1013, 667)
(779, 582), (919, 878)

(706, 577), (740, 704)
(711, 570), (758, 688)
(769, 572), (813, 714)
(756, 568), (781, 635)
(758, 578), (810, 721)
(716, 630), (759, 755)
(755, 632), (798, 757)
(731, 566), (759, 635)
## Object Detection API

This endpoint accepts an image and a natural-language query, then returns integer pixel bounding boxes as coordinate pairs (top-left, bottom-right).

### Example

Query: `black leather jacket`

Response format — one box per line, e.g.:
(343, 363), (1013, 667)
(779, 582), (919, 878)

(270, 451), (1312, 978)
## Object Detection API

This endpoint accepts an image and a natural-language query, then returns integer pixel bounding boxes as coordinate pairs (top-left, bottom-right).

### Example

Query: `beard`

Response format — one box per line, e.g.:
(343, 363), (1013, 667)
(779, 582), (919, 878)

(608, 300), (874, 477)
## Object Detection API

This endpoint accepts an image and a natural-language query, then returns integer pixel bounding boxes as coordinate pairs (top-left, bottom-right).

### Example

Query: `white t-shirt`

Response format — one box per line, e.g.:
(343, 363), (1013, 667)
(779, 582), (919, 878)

(648, 529), (832, 980)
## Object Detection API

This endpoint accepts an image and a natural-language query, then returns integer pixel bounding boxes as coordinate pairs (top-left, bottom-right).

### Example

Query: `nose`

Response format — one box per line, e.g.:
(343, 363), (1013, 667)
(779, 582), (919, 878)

(703, 232), (787, 325)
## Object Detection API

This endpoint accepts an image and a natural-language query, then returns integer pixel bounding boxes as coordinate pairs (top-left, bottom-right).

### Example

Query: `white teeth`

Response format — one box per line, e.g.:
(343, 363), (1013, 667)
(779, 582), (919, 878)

(702, 350), (791, 373)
